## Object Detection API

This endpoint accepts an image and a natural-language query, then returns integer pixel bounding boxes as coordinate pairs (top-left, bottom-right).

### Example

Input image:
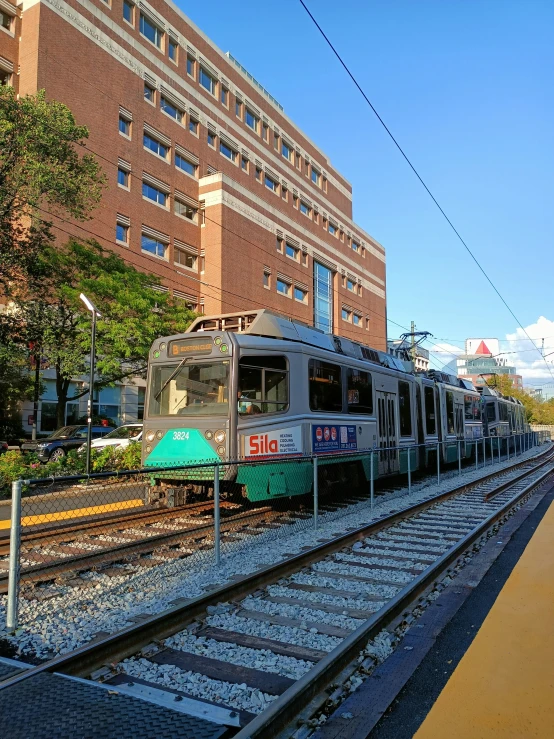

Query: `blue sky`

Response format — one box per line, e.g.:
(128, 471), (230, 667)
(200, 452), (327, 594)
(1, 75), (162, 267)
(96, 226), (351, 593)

(178, 0), (554, 382)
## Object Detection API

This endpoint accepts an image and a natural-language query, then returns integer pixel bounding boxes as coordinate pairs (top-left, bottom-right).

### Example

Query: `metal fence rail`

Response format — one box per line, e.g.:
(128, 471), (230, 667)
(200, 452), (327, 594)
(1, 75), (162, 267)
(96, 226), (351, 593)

(4, 430), (549, 633)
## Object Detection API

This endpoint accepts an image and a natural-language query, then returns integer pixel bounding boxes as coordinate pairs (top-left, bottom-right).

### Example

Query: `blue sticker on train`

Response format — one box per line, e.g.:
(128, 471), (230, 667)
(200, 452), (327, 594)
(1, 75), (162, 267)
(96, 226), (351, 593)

(312, 424), (357, 453)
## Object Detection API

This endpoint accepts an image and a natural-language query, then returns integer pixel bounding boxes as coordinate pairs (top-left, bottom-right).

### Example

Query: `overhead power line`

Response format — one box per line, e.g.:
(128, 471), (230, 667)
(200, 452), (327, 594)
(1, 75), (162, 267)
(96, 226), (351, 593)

(298, 1), (554, 383)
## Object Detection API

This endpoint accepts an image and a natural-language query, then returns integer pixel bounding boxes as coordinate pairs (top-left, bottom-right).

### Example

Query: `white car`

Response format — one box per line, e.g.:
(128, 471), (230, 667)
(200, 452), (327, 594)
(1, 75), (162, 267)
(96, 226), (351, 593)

(85, 423), (143, 451)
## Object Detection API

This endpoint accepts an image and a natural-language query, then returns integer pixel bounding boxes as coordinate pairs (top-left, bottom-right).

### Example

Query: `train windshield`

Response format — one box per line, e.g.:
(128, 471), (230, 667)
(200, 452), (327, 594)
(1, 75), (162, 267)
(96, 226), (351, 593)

(148, 360), (230, 416)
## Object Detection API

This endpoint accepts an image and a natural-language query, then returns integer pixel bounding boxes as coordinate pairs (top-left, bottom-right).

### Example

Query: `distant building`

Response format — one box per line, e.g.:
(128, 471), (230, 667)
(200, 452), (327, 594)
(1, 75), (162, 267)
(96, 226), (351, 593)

(456, 338), (523, 390)
(535, 385), (554, 401)
(388, 340), (429, 373)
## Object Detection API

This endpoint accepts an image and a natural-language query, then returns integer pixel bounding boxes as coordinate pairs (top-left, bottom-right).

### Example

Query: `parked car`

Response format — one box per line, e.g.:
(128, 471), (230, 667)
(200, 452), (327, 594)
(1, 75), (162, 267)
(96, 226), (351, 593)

(21, 425), (112, 463)
(80, 423), (143, 453)
(0, 441), (8, 455)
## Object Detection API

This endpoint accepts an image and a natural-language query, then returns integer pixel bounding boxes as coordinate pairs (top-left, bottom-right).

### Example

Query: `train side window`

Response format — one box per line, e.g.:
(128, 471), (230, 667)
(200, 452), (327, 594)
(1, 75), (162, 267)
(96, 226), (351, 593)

(486, 403), (496, 422)
(347, 368), (373, 414)
(238, 355), (288, 415)
(464, 395), (474, 421)
(399, 381), (412, 437)
(446, 391), (455, 434)
(309, 359), (342, 412)
(499, 402), (508, 422)
(424, 386), (436, 435)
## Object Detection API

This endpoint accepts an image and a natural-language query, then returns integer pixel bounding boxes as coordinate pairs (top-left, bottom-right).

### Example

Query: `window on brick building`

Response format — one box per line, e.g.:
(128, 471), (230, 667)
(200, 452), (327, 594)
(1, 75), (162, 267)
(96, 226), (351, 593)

(116, 220), (129, 245)
(221, 86), (229, 106)
(276, 237), (283, 253)
(294, 286), (308, 304)
(174, 198), (198, 223)
(241, 156), (249, 172)
(265, 174), (278, 193)
(276, 278), (291, 297)
(1, 10), (14, 32)
(346, 278), (356, 293)
(143, 131), (169, 160)
(300, 201), (311, 217)
(353, 313), (362, 327)
(352, 239), (360, 253)
(189, 117), (199, 135)
(118, 116), (131, 137)
(245, 108), (260, 133)
(142, 180), (168, 207)
(168, 38), (178, 62)
(282, 141), (293, 162)
(140, 13), (163, 49)
(263, 271), (270, 289)
(285, 242), (300, 261)
(328, 222), (338, 236)
(160, 96), (183, 123)
(199, 67), (217, 95)
(187, 56), (195, 77)
(174, 245), (197, 270)
(342, 307), (352, 322)
(0, 69), (11, 87)
(220, 140), (238, 163)
(117, 167), (130, 189)
(141, 233), (167, 259)
(122, 0), (134, 25)
(175, 152), (198, 178)
(207, 129), (216, 147)
(144, 83), (155, 104)
(281, 186), (288, 201)
(311, 167), (321, 187)
(255, 167), (262, 181)
(262, 122), (269, 141)
(235, 100), (242, 118)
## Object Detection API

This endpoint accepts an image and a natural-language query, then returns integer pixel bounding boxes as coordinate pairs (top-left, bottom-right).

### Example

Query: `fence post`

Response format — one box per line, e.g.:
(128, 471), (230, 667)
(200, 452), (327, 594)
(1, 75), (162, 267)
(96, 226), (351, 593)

(7, 479), (22, 633)
(498, 438), (501, 464)
(475, 440), (478, 471)
(213, 463), (220, 567)
(507, 437), (510, 462)
(313, 456), (319, 529)
(370, 450), (374, 510)
(407, 445), (411, 494)
(483, 438), (486, 467)
(436, 443), (440, 486)
(458, 440), (462, 476)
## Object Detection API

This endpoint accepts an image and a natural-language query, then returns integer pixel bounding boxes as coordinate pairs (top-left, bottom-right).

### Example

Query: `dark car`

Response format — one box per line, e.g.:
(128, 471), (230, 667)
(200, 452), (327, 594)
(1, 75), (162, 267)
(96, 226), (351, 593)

(21, 425), (112, 463)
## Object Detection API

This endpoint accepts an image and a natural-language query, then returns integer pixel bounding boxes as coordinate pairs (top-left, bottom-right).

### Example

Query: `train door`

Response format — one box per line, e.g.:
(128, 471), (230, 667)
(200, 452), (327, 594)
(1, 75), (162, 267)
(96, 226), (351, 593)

(376, 391), (398, 475)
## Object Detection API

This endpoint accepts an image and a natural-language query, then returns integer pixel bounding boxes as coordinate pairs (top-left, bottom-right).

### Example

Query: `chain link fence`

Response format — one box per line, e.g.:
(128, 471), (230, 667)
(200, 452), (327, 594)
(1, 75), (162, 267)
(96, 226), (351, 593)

(3, 430), (548, 638)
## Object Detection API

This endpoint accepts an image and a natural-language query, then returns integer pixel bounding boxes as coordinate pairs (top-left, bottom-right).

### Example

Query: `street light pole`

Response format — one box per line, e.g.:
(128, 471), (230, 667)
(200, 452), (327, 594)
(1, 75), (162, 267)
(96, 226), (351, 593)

(80, 294), (101, 476)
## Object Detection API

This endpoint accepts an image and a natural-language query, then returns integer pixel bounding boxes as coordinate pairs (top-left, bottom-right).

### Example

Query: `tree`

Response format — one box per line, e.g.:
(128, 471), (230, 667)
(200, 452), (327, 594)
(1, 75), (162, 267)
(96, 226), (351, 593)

(12, 239), (196, 426)
(484, 374), (554, 425)
(0, 86), (105, 288)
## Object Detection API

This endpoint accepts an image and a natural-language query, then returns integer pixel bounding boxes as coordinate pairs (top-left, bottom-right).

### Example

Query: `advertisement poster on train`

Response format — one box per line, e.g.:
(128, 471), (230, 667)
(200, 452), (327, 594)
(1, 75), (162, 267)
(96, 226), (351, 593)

(312, 424), (357, 453)
(243, 425), (303, 458)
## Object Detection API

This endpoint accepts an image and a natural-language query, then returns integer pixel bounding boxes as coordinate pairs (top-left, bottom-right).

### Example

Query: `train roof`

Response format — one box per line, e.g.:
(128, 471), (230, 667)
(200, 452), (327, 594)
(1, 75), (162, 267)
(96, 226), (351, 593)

(478, 385), (524, 406)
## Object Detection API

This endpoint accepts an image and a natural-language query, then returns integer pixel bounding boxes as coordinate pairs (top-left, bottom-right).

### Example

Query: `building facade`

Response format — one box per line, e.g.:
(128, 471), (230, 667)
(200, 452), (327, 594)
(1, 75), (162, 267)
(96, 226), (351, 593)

(456, 339), (523, 390)
(1, 0), (387, 432)
(387, 339), (429, 373)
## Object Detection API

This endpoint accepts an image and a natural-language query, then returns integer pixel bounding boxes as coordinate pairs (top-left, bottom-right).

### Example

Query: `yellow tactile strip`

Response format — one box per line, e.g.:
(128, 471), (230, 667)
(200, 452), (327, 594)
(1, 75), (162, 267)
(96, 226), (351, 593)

(415, 500), (554, 738)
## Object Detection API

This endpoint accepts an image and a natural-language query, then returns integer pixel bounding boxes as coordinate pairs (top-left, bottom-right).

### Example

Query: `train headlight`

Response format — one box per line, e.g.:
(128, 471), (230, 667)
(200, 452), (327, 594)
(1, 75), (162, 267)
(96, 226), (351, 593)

(214, 430), (226, 443)
(146, 431), (156, 442)
(217, 445), (226, 456)
(145, 444), (152, 453)
(156, 430), (164, 439)
(205, 430), (213, 440)
(160, 342), (166, 351)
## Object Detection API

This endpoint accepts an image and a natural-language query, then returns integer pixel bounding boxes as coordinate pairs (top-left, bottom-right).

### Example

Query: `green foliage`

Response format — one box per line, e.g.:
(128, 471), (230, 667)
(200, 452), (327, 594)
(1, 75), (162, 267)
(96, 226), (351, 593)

(0, 342), (35, 426)
(486, 374), (554, 425)
(0, 442), (143, 496)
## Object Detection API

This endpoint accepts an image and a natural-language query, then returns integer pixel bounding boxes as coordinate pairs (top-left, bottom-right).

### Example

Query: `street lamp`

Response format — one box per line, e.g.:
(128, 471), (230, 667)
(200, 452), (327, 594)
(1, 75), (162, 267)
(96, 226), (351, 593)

(79, 293), (101, 475)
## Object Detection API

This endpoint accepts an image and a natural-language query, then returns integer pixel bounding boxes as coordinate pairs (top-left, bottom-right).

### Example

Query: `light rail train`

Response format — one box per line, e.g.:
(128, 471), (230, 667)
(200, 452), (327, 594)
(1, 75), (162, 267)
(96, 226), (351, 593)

(142, 310), (528, 504)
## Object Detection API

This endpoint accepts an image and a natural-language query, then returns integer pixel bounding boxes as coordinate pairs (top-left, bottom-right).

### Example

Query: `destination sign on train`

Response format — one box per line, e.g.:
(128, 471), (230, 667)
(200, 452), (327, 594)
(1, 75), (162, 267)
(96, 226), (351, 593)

(168, 338), (213, 356)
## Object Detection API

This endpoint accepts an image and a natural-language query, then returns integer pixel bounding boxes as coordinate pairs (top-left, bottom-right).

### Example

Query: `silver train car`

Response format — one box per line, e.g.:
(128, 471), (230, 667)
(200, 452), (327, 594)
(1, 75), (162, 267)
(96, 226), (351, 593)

(142, 310), (518, 504)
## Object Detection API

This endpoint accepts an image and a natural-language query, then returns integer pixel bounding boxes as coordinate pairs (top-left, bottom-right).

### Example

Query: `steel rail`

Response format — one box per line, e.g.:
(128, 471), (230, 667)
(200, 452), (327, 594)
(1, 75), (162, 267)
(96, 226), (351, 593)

(1, 445), (551, 694)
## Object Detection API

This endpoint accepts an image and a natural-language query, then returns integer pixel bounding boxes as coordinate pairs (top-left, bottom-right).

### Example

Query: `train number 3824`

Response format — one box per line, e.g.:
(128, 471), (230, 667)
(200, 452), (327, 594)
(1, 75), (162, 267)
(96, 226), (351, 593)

(172, 431), (190, 441)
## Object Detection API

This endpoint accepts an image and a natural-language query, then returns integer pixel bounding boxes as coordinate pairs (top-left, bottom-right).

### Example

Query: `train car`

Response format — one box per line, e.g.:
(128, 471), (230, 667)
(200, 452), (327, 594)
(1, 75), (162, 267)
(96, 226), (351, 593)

(480, 386), (527, 450)
(142, 310), (483, 505)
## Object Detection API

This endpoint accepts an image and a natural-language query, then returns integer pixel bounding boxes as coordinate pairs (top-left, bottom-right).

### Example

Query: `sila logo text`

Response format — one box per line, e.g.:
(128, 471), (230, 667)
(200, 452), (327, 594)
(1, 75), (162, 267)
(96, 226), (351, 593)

(249, 435), (278, 454)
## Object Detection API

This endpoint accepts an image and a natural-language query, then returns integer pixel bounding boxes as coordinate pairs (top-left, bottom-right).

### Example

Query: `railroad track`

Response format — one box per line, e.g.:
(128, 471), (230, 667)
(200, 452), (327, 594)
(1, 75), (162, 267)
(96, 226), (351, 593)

(1, 444), (552, 736)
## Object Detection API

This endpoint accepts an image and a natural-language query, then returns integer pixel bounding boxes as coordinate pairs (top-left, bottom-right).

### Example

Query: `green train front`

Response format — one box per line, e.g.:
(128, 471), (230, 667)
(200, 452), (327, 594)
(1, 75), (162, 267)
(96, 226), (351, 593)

(143, 331), (237, 505)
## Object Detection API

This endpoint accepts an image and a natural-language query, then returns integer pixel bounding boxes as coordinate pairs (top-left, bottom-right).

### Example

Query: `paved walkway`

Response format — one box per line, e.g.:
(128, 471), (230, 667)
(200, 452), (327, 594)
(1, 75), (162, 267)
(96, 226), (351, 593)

(415, 498), (554, 738)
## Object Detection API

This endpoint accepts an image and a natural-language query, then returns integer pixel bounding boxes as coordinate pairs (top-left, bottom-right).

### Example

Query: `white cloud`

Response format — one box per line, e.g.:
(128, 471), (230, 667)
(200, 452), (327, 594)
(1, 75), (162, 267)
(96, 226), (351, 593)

(502, 317), (554, 386)
(427, 342), (464, 373)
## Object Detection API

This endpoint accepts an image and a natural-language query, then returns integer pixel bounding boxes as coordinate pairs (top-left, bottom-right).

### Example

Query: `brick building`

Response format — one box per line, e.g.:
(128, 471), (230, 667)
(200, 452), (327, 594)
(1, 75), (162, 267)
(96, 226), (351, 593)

(1, 0), (387, 430)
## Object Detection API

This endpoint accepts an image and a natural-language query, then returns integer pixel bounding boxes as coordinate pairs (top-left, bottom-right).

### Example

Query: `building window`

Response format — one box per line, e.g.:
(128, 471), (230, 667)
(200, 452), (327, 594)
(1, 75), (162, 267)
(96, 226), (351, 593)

(276, 278), (291, 297)
(255, 167), (262, 181)
(174, 199), (198, 222)
(300, 201), (311, 217)
(189, 117), (199, 135)
(285, 242), (299, 261)
(168, 38), (178, 62)
(142, 181), (168, 207)
(0, 69), (11, 86)
(346, 278), (356, 292)
(311, 167), (321, 186)
(265, 174), (278, 193)
(282, 187), (288, 201)
(274, 133), (279, 150)
(245, 108), (260, 133)
(117, 168), (130, 188)
(282, 141), (293, 162)
(263, 271), (270, 289)
(207, 130), (216, 147)
(175, 152), (198, 177)
(141, 233), (167, 258)
(353, 313), (362, 326)
(276, 237), (283, 253)
(122, 0), (134, 24)
(365, 317), (370, 330)
(174, 245), (197, 270)
(262, 122), (269, 141)
(328, 222), (337, 236)
(160, 96), (183, 123)
(143, 131), (169, 160)
(199, 67), (217, 95)
(116, 221), (129, 244)
(219, 140), (237, 163)
(313, 212), (319, 224)
(352, 240), (360, 253)
(241, 156), (249, 172)
(144, 83), (155, 103)
(235, 100), (242, 118)
(294, 286), (308, 303)
(118, 116), (131, 137)
(221, 86), (229, 106)
(140, 13), (163, 49)
(342, 307), (352, 322)
(187, 55), (195, 77)
(313, 262), (333, 334)
(293, 195), (298, 209)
